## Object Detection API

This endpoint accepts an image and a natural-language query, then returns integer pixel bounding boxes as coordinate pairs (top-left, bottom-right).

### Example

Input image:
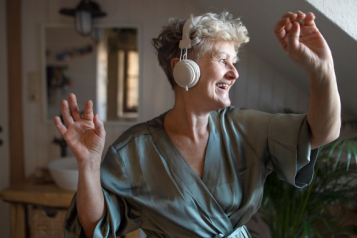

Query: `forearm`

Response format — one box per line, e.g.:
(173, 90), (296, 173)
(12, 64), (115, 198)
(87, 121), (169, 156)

(76, 160), (106, 238)
(307, 62), (341, 149)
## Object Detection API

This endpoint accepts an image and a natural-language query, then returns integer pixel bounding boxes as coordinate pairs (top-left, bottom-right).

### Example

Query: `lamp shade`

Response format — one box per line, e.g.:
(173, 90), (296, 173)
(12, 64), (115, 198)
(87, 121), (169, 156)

(59, 0), (106, 36)
(75, 10), (92, 36)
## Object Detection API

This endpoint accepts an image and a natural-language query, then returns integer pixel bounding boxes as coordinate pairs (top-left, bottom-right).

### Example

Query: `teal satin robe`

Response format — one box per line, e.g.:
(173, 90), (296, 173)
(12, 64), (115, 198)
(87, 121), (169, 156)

(64, 107), (318, 238)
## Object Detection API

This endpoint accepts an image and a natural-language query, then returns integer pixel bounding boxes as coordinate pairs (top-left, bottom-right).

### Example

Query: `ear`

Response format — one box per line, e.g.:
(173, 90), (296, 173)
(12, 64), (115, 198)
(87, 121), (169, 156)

(171, 58), (180, 69)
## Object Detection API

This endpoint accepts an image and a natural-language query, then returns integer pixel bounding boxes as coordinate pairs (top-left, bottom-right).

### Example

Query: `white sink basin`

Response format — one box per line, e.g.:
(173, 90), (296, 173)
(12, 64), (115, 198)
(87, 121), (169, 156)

(48, 157), (78, 191)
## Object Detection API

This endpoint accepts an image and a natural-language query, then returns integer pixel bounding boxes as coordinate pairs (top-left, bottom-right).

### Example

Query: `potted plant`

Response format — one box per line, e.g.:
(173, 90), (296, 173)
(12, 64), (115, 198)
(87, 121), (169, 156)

(250, 120), (357, 238)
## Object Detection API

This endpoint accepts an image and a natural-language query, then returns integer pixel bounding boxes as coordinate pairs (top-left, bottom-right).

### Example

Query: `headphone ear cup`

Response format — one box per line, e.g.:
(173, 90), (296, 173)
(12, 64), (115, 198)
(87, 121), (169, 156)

(186, 59), (200, 88)
(173, 59), (200, 89)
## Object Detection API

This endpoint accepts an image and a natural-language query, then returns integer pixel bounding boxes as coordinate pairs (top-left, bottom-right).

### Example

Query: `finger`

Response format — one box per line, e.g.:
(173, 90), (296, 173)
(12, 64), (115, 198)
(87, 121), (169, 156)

(61, 100), (74, 127)
(273, 18), (291, 50)
(287, 21), (301, 56)
(83, 100), (94, 121)
(273, 18), (290, 38)
(94, 114), (106, 138)
(54, 116), (67, 136)
(295, 11), (306, 21)
(68, 93), (82, 121)
(304, 12), (316, 26)
(282, 12), (297, 20)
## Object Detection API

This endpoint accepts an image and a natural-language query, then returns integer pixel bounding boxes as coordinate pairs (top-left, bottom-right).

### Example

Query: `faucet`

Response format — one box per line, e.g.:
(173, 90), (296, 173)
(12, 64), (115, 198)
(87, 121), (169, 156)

(52, 136), (68, 157)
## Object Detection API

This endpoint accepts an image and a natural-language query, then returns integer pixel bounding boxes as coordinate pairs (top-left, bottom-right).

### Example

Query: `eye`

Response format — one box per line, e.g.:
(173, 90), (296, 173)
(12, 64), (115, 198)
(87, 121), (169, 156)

(219, 59), (226, 64)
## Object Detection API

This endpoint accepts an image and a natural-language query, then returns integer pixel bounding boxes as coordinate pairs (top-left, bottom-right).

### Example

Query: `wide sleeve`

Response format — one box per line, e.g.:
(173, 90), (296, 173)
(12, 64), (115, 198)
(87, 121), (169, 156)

(63, 146), (142, 238)
(267, 113), (319, 188)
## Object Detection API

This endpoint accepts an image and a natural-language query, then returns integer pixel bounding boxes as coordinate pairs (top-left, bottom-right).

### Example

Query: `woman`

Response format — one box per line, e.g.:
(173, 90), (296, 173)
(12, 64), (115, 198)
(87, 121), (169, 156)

(56, 11), (341, 238)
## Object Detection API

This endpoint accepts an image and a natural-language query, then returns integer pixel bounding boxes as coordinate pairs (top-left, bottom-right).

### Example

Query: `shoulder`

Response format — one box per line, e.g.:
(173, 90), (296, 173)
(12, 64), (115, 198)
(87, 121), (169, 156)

(111, 122), (151, 152)
(109, 112), (165, 152)
(212, 106), (273, 126)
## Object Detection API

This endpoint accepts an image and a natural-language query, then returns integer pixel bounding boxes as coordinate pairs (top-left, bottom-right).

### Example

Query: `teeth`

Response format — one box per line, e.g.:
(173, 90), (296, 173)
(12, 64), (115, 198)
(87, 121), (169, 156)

(216, 83), (229, 89)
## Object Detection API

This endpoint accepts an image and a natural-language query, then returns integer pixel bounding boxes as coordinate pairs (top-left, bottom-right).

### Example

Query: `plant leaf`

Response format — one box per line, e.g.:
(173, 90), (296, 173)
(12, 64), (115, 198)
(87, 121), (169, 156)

(347, 143), (352, 170)
(327, 139), (342, 162)
(312, 227), (323, 238)
(335, 140), (347, 165)
(303, 220), (312, 238)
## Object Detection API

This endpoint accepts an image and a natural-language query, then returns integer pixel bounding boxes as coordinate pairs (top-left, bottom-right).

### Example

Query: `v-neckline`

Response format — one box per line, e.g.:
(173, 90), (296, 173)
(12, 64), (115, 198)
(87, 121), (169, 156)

(162, 111), (212, 180)
(153, 111), (222, 192)
(146, 111), (232, 234)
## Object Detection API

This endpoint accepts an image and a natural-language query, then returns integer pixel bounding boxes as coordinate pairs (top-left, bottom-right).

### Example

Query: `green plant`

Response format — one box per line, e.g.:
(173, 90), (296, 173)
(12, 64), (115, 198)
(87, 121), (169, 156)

(252, 138), (357, 238)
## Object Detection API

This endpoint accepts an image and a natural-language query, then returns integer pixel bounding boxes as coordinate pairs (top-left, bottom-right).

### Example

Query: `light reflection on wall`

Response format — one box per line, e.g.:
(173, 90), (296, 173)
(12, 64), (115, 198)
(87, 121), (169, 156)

(116, 48), (139, 118)
(106, 28), (139, 120)
(126, 51), (139, 111)
(96, 31), (108, 122)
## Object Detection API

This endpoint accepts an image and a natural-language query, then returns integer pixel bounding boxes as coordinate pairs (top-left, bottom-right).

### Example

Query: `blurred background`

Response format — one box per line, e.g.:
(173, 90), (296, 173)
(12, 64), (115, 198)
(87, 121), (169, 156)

(1, 0), (357, 237)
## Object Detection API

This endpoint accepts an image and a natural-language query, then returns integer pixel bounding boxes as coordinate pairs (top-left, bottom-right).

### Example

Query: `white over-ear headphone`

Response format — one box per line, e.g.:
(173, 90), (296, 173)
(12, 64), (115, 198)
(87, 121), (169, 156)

(173, 16), (202, 91)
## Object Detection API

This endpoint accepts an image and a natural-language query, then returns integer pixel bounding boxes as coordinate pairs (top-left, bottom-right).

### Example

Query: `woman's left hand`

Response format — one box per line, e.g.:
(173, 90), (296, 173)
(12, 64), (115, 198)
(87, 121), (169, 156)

(273, 11), (333, 74)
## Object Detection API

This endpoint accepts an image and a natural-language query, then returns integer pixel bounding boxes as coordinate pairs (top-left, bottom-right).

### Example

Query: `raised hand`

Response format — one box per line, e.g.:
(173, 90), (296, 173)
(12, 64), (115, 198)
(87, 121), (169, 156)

(54, 93), (106, 168)
(273, 11), (333, 74)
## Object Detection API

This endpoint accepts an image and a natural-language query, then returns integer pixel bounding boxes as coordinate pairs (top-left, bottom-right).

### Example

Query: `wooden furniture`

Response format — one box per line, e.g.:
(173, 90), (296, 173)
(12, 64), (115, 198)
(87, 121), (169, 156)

(1, 182), (139, 238)
(1, 182), (74, 238)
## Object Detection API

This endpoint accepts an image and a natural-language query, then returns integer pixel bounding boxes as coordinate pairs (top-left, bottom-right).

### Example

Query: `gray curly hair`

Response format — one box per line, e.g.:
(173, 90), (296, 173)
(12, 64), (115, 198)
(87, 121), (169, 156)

(152, 11), (250, 89)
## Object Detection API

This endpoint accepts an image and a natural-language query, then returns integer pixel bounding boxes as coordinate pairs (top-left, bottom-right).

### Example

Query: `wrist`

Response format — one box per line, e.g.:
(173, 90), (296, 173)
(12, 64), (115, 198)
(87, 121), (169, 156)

(307, 60), (335, 81)
(77, 158), (102, 173)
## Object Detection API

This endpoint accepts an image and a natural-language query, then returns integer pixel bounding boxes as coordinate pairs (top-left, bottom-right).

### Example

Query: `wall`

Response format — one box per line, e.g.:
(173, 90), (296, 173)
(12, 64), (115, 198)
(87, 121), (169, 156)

(45, 27), (97, 120)
(307, 0), (357, 41)
(0, 0), (10, 237)
(231, 47), (310, 113)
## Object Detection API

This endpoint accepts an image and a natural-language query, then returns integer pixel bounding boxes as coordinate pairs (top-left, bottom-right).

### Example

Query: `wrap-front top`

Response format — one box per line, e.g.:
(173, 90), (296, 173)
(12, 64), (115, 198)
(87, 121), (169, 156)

(64, 107), (318, 238)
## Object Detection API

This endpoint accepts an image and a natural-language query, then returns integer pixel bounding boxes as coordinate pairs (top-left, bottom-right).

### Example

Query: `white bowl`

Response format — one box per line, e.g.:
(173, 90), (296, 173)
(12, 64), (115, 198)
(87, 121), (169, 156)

(48, 157), (79, 191)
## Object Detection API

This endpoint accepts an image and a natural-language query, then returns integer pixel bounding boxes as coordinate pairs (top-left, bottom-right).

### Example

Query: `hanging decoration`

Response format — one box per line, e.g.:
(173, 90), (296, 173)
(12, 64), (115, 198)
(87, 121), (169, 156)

(55, 44), (93, 61)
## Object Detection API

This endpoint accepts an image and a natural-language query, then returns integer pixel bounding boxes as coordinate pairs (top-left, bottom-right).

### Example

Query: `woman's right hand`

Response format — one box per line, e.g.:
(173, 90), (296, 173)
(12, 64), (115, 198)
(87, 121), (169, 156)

(54, 93), (106, 169)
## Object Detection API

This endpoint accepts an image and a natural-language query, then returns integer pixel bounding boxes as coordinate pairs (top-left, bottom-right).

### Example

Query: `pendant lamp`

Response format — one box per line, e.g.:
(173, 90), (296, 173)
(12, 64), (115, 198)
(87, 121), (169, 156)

(59, 0), (106, 36)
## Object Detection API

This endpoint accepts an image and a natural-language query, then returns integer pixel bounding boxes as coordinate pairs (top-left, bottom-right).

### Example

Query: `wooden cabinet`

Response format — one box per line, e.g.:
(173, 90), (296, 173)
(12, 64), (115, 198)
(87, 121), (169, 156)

(1, 182), (139, 238)
(1, 183), (74, 238)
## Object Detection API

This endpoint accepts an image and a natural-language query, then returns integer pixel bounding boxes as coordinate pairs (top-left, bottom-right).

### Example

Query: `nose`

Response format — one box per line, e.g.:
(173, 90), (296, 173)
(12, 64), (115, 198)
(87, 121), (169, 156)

(225, 64), (239, 80)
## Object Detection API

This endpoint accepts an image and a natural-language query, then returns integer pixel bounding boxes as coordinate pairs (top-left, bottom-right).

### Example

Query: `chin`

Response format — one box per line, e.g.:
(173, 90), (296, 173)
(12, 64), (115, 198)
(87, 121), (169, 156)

(213, 99), (231, 111)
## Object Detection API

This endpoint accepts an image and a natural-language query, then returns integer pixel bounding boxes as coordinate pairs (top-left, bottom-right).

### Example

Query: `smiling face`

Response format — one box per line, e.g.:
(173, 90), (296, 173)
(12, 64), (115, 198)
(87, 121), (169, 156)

(193, 41), (239, 111)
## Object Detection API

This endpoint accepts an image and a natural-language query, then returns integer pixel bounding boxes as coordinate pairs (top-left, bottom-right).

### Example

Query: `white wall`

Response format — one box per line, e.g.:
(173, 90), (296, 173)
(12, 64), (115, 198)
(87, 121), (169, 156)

(0, 0), (10, 237)
(45, 27), (97, 120)
(307, 0), (357, 41)
(231, 48), (310, 114)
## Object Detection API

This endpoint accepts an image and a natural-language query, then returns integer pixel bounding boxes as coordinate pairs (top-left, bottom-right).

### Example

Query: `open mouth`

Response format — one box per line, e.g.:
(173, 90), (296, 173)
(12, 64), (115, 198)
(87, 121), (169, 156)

(216, 83), (229, 90)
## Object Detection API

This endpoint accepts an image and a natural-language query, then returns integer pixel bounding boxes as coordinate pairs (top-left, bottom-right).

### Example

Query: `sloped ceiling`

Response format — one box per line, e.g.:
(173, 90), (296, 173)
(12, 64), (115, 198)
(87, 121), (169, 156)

(189, 0), (357, 119)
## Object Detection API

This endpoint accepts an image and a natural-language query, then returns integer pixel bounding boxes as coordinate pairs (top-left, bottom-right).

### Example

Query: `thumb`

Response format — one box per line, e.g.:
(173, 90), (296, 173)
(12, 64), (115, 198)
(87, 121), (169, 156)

(94, 113), (106, 138)
(287, 21), (301, 56)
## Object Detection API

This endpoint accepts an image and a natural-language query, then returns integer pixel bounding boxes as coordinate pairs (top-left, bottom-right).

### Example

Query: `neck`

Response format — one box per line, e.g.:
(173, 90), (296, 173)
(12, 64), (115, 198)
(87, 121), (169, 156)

(164, 88), (210, 140)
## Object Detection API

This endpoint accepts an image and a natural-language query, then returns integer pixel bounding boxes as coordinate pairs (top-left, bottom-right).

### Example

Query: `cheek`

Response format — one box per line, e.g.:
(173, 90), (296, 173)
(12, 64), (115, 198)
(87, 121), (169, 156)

(202, 64), (225, 81)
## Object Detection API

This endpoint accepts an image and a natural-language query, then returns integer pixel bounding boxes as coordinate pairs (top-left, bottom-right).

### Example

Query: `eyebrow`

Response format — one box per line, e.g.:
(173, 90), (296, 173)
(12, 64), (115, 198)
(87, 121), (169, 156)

(218, 52), (238, 62)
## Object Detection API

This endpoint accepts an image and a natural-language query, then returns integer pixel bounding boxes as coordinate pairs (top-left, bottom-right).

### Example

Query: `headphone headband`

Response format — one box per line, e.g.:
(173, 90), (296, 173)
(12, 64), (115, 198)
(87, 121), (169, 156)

(179, 16), (202, 49)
